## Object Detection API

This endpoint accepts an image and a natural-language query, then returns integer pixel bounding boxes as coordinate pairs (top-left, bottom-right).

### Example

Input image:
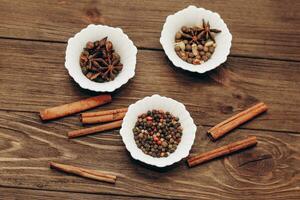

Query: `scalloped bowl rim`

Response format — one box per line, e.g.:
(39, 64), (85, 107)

(120, 94), (197, 167)
(160, 5), (232, 74)
(65, 24), (137, 92)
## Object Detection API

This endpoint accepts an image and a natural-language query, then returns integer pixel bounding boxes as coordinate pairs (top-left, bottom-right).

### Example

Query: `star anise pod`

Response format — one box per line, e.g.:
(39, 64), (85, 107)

(180, 26), (203, 45)
(198, 19), (221, 42)
(177, 20), (221, 44)
(97, 52), (123, 81)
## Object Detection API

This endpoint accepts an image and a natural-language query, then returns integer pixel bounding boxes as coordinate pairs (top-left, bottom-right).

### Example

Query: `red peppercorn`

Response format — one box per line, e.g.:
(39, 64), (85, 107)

(157, 140), (162, 145)
(153, 136), (159, 142)
(146, 116), (153, 121)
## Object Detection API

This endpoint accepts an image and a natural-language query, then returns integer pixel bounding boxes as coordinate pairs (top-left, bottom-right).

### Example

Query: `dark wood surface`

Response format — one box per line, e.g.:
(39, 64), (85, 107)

(0, 0), (299, 199)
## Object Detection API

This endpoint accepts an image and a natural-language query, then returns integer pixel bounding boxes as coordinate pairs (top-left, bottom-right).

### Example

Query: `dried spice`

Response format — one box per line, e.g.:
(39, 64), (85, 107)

(175, 19), (221, 65)
(133, 110), (182, 158)
(80, 37), (123, 82)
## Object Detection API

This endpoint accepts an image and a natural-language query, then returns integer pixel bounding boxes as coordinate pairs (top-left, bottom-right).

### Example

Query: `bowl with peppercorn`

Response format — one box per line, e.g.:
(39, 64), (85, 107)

(65, 24), (137, 92)
(120, 94), (197, 167)
(160, 5), (232, 73)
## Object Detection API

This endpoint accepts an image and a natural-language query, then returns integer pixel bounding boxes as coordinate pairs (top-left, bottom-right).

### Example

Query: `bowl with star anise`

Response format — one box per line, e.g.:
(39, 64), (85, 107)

(160, 5), (232, 74)
(65, 24), (137, 92)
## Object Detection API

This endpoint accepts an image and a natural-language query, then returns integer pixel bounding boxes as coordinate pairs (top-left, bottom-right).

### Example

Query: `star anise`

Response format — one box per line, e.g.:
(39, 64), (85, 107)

(180, 26), (203, 45)
(177, 20), (221, 45)
(97, 53), (123, 81)
(198, 19), (221, 42)
(79, 37), (123, 82)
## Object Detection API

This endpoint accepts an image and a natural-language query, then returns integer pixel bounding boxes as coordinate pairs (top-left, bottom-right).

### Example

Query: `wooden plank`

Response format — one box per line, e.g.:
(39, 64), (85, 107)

(0, 0), (300, 60)
(0, 39), (299, 133)
(0, 110), (299, 199)
(0, 187), (158, 200)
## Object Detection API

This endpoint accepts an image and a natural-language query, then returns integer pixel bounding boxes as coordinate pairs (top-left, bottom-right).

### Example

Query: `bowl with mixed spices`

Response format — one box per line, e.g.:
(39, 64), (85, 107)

(65, 24), (137, 92)
(120, 94), (197, 167)
(160, 5), (232, 73)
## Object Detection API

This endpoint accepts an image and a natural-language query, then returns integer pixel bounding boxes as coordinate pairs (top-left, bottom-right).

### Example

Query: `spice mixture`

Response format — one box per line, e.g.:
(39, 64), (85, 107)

(80, 37), (123, 82)
(175, 19), (221, 65)
(133, 110), (182, 158)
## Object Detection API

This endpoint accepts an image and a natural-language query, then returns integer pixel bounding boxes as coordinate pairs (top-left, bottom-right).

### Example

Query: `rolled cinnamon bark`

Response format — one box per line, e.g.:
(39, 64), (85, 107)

(187, 136), (257, 167)
(39, 94), (112, 121)
(50, 162), (116, 184)
(81, 112), (126, 124)
(208, 102), (267, 141)
(81, 107), (128, 118)
(68, 120), (123, 138)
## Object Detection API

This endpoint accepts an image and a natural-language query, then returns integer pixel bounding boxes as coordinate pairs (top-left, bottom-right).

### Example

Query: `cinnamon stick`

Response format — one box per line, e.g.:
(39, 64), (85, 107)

(81, 112), (126, 124)
(39, 94), (112, 121)
(187, 136), (257, 167)
(81, 107), (128, 118)
(68, 120), (123, 138)
(50, 162), (116, 184)
(208, 102), (267, 141)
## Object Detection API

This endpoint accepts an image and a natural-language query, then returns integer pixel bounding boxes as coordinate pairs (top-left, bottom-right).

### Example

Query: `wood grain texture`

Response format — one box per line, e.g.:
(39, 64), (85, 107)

(0, 39), (299, 133)
(0, 187), (158, 200)
(0, 110), (299, 199)
(1, 1), (300, 199)
(0, 0), (300, 60)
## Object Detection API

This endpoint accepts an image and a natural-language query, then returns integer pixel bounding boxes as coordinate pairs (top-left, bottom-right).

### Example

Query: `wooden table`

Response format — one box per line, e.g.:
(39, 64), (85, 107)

(0, 0), (299, 199)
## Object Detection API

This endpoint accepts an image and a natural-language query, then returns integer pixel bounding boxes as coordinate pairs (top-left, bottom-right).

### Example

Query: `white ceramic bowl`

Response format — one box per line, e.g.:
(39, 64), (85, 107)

(65, 24), (137, 92)
(160, 5), (232, 73)
(120, 94), (197, 167)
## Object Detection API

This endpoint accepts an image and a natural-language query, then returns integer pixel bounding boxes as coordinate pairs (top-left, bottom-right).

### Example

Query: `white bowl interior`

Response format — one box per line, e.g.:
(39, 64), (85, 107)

(160, 5), (232, 73)
(65, 24), (137, 92)
(120, 95), (197, 167)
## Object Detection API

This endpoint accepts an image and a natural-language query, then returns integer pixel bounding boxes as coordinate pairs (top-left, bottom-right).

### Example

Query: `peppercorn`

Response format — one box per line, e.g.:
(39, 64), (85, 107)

(175, 46), (181, 52)
(197, 44), (204, 51)
(202, 55), (209, 61)
(181, 26), (188, 33)
(133, 110), (182, 158)
(86, 41), (94, 49)
(175, 32), (182, 40)
(209, 46), (215, 53)
(187, 58), (193, 63)
(206, 52), (211, 59)
(185, 44), (192, 51)
(188, 52), (195, 58)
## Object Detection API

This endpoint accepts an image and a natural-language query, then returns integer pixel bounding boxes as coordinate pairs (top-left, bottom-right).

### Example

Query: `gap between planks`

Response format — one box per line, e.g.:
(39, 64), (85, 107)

(0, 185), (175, 200)
(0, 108), (299, 135)
(0, 36), (299, 63)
